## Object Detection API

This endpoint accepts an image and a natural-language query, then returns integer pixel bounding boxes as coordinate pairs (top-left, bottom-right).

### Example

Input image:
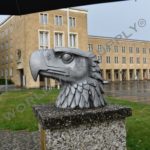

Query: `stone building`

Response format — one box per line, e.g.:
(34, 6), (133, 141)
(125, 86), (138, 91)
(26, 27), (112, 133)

(88, 35), (150, 81)
(0, 8), (150, 88)
(0, 8), (88, 88)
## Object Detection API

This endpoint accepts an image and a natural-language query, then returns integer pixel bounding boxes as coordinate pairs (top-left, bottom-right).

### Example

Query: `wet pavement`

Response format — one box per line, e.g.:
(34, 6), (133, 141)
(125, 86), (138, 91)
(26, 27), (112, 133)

(104, 80), (150, 103)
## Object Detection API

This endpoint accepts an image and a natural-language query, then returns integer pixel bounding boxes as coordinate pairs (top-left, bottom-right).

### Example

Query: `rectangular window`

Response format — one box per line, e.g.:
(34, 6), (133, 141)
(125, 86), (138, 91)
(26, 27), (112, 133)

(97, 55), (102, 63)
(5, 41), (9, 50)
(1, 70), (4, 77)
(98, 45), (103, 53)
(55, 32), (63, 47)
(143, 48), (146, 54)
(88, 44), (93, 52)
(6, 55), (8, 64)
(69, 17), (76, 27)
(55, 15), (63, 26)
(114, 56), (118, 64)
(106, 56), (110, 64)
(130, 57), (134, 64)
(136, 47), (139, 53)
(9, 68), (13, 76)
(143, 57), (147, 64)
(122, 57), (126, 64)
(40, 13), (48, 24)
(129, 47), (133, 53)
(122, 46), (125, 53)
(5, 68), (8, 77)
(114, 46), (118, 53)
(70, 34), (77, 48)
(106, 45), (110, 52)
(39, 31), (49, 49)
(136, 57), (140, 64)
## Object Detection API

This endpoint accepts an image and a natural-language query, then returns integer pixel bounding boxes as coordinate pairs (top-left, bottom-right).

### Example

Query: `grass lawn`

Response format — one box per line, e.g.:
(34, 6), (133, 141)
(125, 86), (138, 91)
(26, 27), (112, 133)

(0, 89), (150, 150)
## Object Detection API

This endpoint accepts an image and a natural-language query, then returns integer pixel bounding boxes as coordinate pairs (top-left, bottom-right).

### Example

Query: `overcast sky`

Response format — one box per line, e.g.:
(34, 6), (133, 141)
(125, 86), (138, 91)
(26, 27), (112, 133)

(0, 0), (149, 41)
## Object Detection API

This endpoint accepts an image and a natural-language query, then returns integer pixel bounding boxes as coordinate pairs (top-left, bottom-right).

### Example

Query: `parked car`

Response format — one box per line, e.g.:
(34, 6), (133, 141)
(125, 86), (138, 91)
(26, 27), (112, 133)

(103, 80), (109, 84)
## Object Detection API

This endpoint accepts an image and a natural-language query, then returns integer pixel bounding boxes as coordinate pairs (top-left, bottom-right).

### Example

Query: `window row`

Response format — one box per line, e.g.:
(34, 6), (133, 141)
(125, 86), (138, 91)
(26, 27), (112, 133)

(40, 13), (76, 27)
(88, 44), (150, 54)
(99, 56), (148, 64)
(0, 68), (13, 77)
(39, 31), (78, 49)
(0, 54), (13, 65)
(0, 40), (13, 51)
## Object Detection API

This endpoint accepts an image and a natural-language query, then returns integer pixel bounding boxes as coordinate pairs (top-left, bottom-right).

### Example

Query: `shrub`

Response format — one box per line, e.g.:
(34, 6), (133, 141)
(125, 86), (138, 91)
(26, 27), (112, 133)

(0, 79), (14, 85)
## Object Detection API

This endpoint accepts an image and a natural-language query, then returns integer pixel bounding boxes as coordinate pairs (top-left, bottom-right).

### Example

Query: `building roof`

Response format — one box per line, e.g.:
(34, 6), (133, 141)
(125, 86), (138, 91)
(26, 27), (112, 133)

(0, 16), (12, 27)
(88, 35), (150, 43)
(0, 7), (87, 27)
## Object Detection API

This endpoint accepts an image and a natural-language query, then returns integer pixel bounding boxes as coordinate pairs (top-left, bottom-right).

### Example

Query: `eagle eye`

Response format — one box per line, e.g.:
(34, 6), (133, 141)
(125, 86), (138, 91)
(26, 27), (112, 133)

(61, 53), (74, 64)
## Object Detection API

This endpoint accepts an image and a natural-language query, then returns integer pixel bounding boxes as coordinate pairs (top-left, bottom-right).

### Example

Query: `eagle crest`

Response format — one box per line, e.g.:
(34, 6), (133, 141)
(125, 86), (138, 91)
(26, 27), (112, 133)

(30, 48), (107, 109)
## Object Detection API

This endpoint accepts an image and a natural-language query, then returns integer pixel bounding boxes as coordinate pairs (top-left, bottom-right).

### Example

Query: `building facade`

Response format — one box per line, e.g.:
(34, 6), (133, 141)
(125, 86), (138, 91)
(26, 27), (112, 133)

(88, 35), (150, 81)
(0, 8), (150, 88)
(0, 8), (88, 88)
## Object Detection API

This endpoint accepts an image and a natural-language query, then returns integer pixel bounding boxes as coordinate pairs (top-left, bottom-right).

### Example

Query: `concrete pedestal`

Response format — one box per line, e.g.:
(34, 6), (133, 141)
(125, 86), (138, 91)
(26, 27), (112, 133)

(33, 105), (132, 150)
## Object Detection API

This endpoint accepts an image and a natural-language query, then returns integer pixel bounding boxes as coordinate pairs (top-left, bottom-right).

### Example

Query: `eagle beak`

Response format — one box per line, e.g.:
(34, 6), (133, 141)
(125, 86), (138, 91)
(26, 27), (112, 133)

(29, 51), (42, 81)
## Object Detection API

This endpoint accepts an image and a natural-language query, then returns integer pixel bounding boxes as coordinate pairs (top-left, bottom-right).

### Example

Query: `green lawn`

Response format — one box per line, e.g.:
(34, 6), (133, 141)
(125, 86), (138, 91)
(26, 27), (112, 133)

(0, 89), (150, 150)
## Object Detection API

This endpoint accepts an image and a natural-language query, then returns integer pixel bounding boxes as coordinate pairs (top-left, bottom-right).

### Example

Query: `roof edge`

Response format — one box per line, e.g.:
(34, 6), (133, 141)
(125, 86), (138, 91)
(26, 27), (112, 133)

(88, 35), (150, 43)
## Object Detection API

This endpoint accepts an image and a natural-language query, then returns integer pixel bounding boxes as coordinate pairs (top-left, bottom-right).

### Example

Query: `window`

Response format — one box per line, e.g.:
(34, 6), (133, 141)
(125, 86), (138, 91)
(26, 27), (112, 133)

(40, 13), (48, 24)
(106, 56), (110, 63)
(5, 68), (8, 77)
(5, 41), (9, 50)
(129, 47), (133, 53)
(136, 48), (139, 53)
(69, 17), (76, 27)
(55, 16), (63, 26)
(70, 34), (77, 48)
(98, 45), (103, 52)
(10, 54), (13, 62)
(143, 57), (147, 64)
(114, 57), (118, 64)
(122, 46), (125, 53)
(9, 68), (13, 76)
(39, 31), (49, 49)
(1, 70), (4, 77)
(54, 32), (63, 47)
(122, 57), (126, 64)
(88, 44), (93, 52)
(106, 45), (110, 52)
(97, 55), (102, 63)
(136, 57), (140, 64)
(114, 46), (118, 53)
(6, 55), (8, 64)
(130, 57), (134, 64)
(143, 48), (146, 54)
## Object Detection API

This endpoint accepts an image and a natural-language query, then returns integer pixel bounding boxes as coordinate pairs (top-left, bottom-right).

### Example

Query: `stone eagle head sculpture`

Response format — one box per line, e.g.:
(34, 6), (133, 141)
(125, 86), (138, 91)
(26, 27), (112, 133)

(29, 48), (107, 109)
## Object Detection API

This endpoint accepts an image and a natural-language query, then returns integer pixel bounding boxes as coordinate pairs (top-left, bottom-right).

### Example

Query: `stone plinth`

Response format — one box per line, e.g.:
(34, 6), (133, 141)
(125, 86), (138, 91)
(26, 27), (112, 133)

(33, 105), (132, 150)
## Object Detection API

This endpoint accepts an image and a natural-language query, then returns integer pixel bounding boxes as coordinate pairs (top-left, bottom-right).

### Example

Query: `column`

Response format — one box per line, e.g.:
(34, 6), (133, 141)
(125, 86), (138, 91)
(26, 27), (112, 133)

(119, 69), (122, 81)
(134, 69), (137, 80)
(111, 69), (114, 81)
(140, 69), (143, 80)
(126, 69), (130, 81)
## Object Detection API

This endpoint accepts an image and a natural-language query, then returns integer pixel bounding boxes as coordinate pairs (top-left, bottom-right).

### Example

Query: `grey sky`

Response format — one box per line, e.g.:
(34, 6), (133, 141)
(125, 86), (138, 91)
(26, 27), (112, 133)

(0, 0), (149, 41)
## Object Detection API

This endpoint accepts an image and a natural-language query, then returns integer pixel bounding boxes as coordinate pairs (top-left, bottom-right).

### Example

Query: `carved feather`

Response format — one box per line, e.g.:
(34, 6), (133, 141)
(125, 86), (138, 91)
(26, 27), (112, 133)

(75, 90), (81, 106)
(77, 86), (83, 92)
(65, 86), (70, 96)
(79, 96), (84, 108)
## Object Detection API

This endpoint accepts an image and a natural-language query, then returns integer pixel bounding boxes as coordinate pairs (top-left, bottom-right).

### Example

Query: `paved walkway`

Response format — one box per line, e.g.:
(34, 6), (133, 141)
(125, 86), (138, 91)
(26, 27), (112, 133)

(0, 131), (40, 150)
(104, 80), (150, 103)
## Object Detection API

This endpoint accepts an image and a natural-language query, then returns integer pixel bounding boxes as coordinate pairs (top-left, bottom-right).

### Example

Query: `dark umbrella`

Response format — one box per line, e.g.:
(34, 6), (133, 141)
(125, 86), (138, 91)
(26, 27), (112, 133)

(0, 0), (128, 15)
